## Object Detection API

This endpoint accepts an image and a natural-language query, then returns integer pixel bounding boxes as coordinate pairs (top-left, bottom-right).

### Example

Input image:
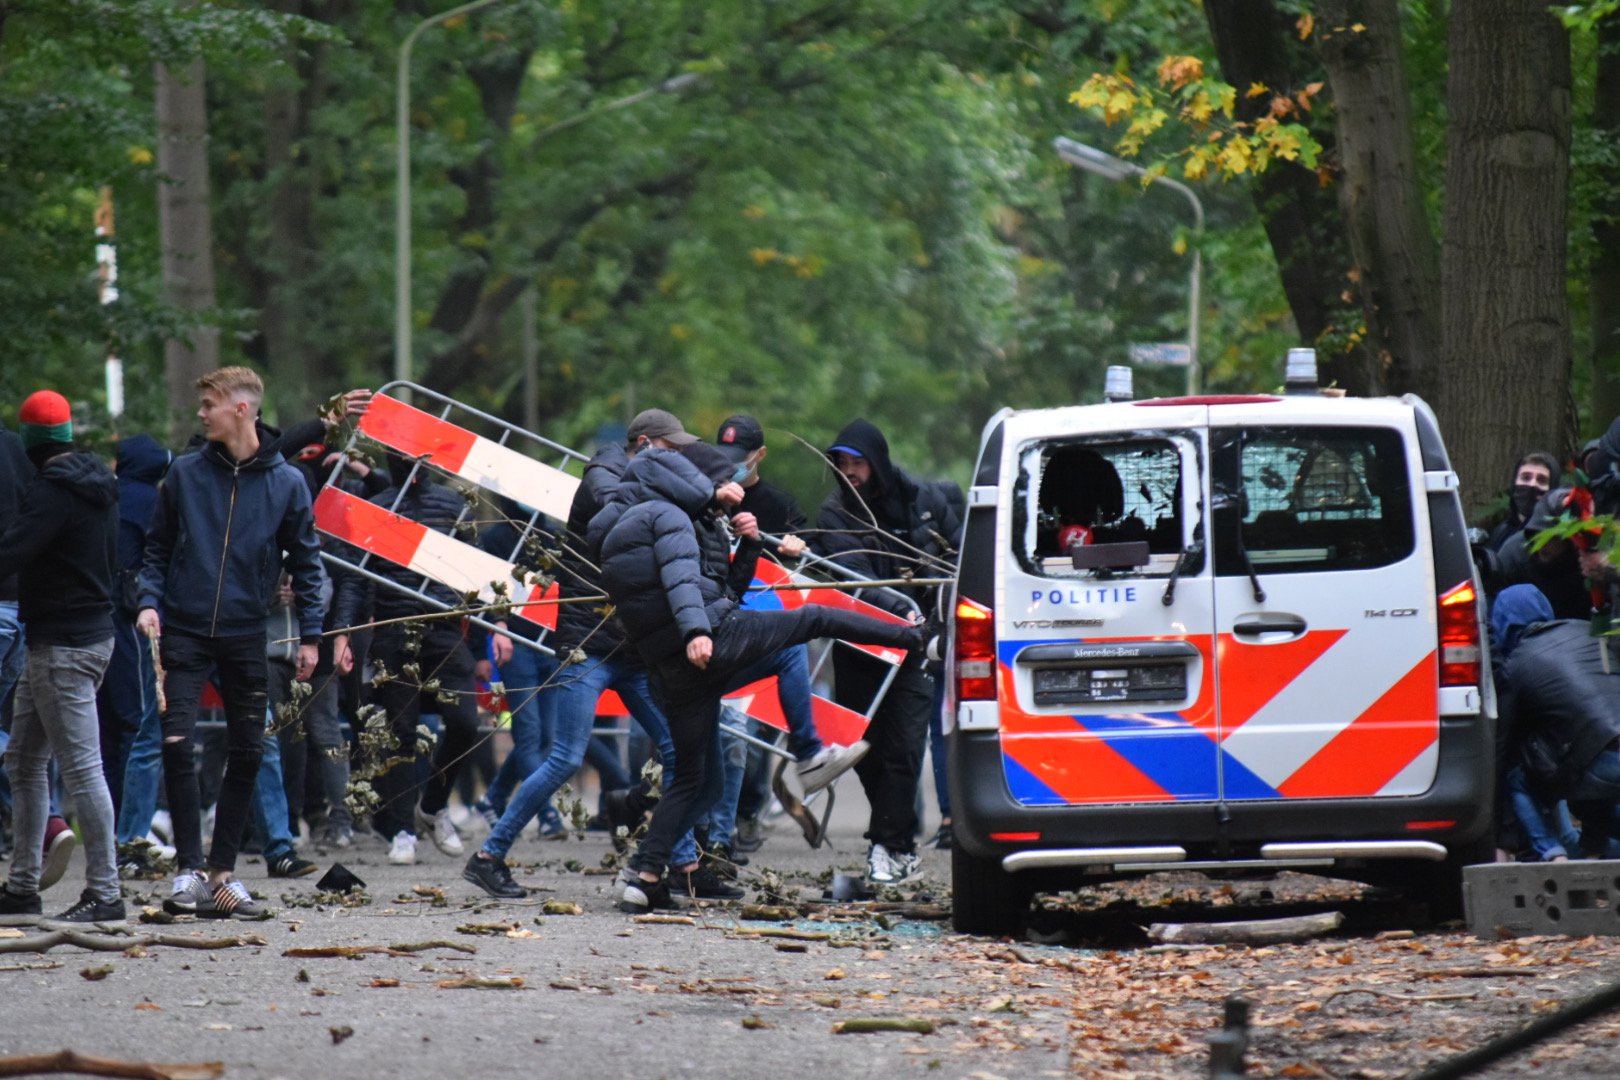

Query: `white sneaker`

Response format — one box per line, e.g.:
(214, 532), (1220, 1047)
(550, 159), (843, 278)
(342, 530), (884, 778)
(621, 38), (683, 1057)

(144, 832), (178, 863)
(415, 806), (464, 856)
(387, 831), (417, 866)
(149, 810), (173, 845)
(796, 740), (870, 795)
(866, 843), (922, 886)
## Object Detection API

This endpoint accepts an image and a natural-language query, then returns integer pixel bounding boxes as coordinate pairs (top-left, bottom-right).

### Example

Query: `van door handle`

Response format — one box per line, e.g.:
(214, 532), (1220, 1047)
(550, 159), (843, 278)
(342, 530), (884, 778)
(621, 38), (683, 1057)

(1232, 614), (1307, 637)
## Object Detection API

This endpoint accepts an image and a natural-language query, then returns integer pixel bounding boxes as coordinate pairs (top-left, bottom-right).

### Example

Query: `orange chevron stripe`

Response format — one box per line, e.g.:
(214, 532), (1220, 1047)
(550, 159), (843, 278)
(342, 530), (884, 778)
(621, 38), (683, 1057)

(1217, 629), (1346, 735)
(1274, 651), (1439, 798)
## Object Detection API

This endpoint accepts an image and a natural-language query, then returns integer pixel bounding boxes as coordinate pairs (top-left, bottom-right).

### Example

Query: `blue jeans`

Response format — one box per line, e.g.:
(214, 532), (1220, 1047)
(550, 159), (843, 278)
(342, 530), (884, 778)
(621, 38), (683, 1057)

(1503, 764), (1579, 860)
(482, 654), (696, 866)
(696, 708), (749, 847)
(114, 641), (164, 846)
(0, 601), (24, 816)
(251, 729), (298, 864)
(1568, 746), (1620, 855)
(482, 645), (558, 815)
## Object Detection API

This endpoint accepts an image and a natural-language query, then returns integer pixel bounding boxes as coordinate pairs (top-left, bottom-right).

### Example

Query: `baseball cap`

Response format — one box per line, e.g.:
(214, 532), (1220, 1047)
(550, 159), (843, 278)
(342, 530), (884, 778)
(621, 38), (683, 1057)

(714, 414), (765, 464)
(828, 445), (865, 459)
(626, 408), (698, 447)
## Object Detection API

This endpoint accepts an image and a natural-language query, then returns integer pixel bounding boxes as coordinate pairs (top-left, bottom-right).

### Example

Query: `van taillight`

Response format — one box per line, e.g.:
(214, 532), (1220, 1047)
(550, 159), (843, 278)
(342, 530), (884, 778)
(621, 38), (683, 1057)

(955, 597), (997, 701)
(1438, 581), (1481, 686)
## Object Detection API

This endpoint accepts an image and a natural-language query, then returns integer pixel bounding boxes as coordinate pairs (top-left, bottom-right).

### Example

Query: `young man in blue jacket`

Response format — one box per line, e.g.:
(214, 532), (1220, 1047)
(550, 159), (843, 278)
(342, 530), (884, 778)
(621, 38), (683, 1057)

(137, 367), (324, 920)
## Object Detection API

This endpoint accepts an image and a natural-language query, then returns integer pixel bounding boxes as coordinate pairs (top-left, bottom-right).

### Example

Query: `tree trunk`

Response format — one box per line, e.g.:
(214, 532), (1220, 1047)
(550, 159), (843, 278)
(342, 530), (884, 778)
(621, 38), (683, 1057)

(1591, 16), (1620, 432)
(1442, 1), (1573, 506)
(261, 0), (319, 418)
(1315, 0), (1443, 403)
(1204, 0), (1378, 395)
(155, 55), (218, 438)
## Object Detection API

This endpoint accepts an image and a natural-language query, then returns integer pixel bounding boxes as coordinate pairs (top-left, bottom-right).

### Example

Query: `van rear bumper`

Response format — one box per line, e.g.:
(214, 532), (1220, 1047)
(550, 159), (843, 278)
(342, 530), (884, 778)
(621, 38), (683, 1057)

(948, 716), (1494, 871)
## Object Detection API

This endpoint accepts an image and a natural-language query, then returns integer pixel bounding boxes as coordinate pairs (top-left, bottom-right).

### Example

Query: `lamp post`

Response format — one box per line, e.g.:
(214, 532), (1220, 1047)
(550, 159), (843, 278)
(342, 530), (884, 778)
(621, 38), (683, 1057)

(396, 0), (511, 391)
(1053, 135), (1205, 395)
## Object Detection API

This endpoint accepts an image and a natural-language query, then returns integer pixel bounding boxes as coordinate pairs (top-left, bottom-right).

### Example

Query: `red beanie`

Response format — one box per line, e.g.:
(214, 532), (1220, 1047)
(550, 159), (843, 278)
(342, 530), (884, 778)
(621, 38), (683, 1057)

(18, 390), (73, 449)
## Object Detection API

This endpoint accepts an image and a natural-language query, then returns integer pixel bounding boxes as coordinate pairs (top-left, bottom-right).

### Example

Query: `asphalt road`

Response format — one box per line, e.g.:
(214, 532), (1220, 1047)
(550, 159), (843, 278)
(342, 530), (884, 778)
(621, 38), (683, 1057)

(0, 779), (1075, 1080)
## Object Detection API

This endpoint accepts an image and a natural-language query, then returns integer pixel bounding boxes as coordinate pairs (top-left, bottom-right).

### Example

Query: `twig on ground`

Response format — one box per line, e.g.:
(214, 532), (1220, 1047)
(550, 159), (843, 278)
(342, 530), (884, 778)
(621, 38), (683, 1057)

(0, 1049), (222, 1079)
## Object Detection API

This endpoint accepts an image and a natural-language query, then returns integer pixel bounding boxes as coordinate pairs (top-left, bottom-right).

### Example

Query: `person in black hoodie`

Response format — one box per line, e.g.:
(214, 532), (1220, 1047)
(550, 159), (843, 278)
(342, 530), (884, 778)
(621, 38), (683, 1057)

(137, 367), (324, 920)
(0, 418), (30, 861)
(593, 442), (922, 912)
(330, 450), (498, 867)
(814, 418), (963, 885)
(0, 390), (126, 926)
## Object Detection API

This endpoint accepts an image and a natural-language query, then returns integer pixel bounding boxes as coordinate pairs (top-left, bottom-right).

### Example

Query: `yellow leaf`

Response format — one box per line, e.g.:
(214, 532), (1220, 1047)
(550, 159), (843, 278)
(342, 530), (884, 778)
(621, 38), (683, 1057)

(1297, 12), (1314, 39)
(749, 247), (779, 265)
(669, 323), (690, 341)
(1186, 89), (1214, 124)
(1352, 23), (1367, 32)
(1172, 236), (1188, 256)
(1183, 151), (1210, 181)
(742, 204), (766, 220)
(1217, 137), (1253, 176)
(1245, 81), (1268, 98)
(127, 146), (153, 165)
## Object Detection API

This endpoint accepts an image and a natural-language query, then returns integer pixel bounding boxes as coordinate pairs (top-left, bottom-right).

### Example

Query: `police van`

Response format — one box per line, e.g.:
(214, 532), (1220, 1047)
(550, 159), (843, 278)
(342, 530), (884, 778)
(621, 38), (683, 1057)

(945, 353), (1494, 935)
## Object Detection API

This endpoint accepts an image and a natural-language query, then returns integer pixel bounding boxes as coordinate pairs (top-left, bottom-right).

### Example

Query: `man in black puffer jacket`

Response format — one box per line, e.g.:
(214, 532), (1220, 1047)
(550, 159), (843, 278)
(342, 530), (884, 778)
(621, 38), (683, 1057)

(814, 418), (963, 884)
(1493, 583), (1620, 854)
(0, 391), (124, 926)
(593, 443), (922, 913)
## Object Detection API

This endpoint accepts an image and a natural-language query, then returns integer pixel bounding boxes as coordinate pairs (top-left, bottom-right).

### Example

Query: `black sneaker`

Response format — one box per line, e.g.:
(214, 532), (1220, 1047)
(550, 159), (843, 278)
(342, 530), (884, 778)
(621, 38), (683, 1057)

(43, 888), (127, 929)
(268, 853), (318, 879)
(463, 853), (526, 899)
(0, 883), (41, 925)
(928, 823), (954, 850)
(618, 869), (677, 914)
(674, 864), (745, 901)
(603, 788), (645, 853)
(711, 842), (748, 868)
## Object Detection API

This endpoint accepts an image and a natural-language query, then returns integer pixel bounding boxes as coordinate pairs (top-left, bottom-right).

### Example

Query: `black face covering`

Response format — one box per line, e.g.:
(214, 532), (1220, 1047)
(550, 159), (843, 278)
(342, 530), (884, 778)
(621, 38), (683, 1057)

(1511, 484), (1543, 519)
(387, 451), (419, 489)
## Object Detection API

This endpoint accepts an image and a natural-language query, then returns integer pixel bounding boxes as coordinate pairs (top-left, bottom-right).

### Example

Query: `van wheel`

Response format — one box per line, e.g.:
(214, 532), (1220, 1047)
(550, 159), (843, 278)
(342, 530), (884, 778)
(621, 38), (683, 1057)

(1414, 837), (1494, 923)
(951, 845), (1034, 937)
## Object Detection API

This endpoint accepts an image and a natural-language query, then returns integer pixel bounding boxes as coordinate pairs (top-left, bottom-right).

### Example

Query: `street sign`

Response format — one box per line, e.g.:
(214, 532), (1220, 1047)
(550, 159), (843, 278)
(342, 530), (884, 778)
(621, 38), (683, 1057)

(1128, 342), (1192, 367)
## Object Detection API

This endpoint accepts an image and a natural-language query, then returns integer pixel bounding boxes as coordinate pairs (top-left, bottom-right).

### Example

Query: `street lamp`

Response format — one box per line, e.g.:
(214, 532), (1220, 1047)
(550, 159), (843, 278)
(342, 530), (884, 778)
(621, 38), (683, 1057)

(1053, 135), (1205, 395)
(396, 0), (512, 391)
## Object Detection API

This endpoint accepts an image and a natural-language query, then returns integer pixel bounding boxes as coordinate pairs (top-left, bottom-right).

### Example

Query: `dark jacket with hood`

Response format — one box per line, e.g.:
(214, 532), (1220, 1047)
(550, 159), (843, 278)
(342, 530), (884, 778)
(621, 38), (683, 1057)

(138, 433), (326, 642)
(813, 418), (964, 615)
(1495, 487), (1596, 622)
(0, 423), (31, 603)
(1493, 583), (1620, 792)
(0, 445), (118, 645)
(554, 442), (633, 657)
(114, 435), (173, 612)
(589, 449), (760, 664)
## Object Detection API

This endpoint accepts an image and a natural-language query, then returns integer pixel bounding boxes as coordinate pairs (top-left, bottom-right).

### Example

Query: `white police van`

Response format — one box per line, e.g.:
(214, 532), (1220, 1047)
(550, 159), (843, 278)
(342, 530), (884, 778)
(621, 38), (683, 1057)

(946, 353), (1494, 935)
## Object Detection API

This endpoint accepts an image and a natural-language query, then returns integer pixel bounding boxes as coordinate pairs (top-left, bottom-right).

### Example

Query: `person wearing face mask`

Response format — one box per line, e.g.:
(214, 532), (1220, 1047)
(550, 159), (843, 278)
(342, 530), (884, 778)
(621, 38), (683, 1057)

(713, 415), (865, 861)
(1486, 451), (1558, 552)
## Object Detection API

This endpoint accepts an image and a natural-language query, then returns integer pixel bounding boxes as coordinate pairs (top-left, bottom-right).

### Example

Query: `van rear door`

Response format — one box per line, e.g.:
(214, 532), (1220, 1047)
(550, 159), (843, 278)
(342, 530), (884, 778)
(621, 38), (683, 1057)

(1207, 411), (1439, 800)
(995, 406), (1218, 806)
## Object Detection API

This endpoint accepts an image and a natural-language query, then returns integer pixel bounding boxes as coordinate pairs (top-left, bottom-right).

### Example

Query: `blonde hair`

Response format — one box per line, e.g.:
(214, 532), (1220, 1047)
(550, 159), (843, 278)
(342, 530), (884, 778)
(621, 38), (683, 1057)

(196, 366), (264, 407)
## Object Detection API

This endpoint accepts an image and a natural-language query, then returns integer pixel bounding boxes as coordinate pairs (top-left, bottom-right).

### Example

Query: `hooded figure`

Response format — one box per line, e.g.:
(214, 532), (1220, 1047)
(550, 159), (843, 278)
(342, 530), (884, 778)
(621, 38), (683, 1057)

(1492, 585), (1620, 819)
(1495, 487), (1594, 620)
(114, 435), (172, 593)
(815, 418), (964, 614)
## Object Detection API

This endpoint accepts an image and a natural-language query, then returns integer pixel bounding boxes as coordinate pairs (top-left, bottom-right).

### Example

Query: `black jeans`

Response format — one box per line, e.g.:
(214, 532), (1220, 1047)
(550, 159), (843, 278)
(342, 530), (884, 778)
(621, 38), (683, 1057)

(158, 629), (269, 873)
(632, 604), (918, 875)
(834, 651), (935, 854)
(369, 623), (479, 840)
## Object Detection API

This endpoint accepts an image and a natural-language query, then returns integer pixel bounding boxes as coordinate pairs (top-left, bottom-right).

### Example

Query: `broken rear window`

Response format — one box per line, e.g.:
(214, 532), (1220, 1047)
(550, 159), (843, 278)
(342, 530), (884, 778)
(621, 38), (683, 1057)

(1013, 437), (1190, 578)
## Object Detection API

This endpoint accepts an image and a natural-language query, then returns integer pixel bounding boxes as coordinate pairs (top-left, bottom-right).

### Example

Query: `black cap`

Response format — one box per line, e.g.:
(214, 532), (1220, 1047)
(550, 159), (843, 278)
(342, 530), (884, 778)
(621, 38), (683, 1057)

(714, 414), (765, 464)
(627, 408), (698, 448)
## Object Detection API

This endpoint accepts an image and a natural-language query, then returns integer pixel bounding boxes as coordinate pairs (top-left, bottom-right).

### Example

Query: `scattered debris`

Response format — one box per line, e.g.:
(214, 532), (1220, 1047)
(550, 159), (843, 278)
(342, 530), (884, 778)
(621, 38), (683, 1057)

(630, 914), (695, 926)
(282, 941), (476, 959)
(541, 901), (582, 916)
(1146, 911), (1344, 946)
(328, 1026), (353, 1046)
(435, 977), (524, 990)
(831, 1017), (935, 1035)
(80, 965), (115, 981)
(0, 1049), (223, 1079)
(0, 930), (266, 956)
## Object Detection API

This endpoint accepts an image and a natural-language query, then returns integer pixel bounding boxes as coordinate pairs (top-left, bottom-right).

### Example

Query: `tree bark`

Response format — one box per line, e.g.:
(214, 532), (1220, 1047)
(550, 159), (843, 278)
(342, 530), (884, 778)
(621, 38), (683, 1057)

(1204, 0), (1377, 395)
(1441, 1), (1573, 506)
(156, 55), (219, 439)
(1591, 16), (1620, 431)
(1315, 0), (1443, 403)
(261, 0), (319, 417)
